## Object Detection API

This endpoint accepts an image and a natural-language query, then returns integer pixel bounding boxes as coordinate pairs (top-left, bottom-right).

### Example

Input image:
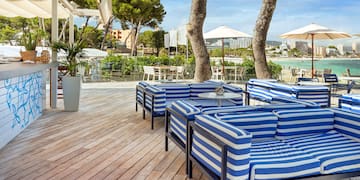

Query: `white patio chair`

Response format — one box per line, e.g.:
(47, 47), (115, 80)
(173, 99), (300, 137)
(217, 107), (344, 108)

(176, 66), (185, 80)
(143, 66), (156, 81)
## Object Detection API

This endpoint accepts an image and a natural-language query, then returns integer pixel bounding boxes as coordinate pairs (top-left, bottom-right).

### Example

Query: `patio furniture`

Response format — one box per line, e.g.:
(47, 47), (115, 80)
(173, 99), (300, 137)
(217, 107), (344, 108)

(197, 92), (242, 107)
(338, 94), (360, 114)
(323, 73), (351, 94)
(211, 66), (223, 80)
(187, 108), (360, 179)
(143, 66), (157, 81)
(140, 81), (243, 129)
(135, 81), (149, 112)
(346, 68), (360, 77)
(297, 77), (319, 82)
(245, 79), (331, 107)
(176, 66), (185, 80)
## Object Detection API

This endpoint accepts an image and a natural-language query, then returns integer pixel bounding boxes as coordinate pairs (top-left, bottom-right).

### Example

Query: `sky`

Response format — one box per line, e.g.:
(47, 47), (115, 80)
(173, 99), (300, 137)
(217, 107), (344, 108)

(160, 0), (360, 42)
(74, 0), (360, 44)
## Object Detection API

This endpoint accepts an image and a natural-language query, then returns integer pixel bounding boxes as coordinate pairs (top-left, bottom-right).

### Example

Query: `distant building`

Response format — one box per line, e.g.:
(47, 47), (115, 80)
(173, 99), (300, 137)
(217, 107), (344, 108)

(111, 29), (133, 49)
(326, 47), (338, 57)
(337, 44), (344, 55)
(229, 37), (252, 49)
(315, 46), (327, 57)
(352, 42), (360, 53)
(279, 43), (289, 57)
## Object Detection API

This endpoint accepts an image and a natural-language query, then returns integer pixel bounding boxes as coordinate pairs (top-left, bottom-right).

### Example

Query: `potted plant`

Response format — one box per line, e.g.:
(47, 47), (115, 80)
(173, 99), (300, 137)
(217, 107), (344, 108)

(20, 30), (39, 61)
(52, 40), (86, 111)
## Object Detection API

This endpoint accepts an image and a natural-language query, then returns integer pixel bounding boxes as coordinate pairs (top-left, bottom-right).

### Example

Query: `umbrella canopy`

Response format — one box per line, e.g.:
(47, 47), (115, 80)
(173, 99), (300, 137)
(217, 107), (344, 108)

(204, 26), (251, 79)
(204, 26), (252, 39)
(280, 23), (351, 78)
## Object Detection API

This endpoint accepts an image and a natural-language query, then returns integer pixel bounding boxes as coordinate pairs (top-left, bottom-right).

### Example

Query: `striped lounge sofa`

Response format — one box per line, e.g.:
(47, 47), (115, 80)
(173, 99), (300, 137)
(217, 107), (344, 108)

(137, 81), (244, 129)
(339, 94), (360, 114)
(245, 79), (331, 107)
(187, 108), (360, 179)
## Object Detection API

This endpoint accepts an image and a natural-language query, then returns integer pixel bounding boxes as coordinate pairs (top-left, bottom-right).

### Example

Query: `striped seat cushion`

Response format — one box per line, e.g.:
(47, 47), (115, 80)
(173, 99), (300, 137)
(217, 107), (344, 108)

(250, 140), (320, 180)
(215, 112), (278, 140)
(284, 130), (360, 174)
(332, 108), (360, 141)
(155, 84), (190, 101)
(136, 81), (149, 103)
(192, 115), (252, 179)
(275, 109), (334, 139)
(259, 103), (307, 112)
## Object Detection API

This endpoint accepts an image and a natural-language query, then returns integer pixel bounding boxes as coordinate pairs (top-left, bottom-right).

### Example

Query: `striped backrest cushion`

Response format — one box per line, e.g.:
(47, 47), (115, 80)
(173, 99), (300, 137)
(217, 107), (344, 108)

(223, 84), (243, 105)
(275, 109), (334, 139)
(192, 115), (252, 179)
(246, 85), (273, 102)
(138, 81), (149, 88)
(189, 83), (218, 100)
(332, 108), (360, 142)
(155, 84), (190, 101)
(145, 85), (166, 113)
(136, 82), (149, 102)
(269, 83), (294, 98)
(339, 94), (360, 113)
(323, 74), (338, 83)
(292, 86), (330, 107)
(215, 111), (278, 140)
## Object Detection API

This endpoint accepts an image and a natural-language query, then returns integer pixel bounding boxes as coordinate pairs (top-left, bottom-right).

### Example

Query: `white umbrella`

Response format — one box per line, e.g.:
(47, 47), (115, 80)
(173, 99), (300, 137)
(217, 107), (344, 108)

(204, 26), (252, 78)
(280, 23), (351, 78)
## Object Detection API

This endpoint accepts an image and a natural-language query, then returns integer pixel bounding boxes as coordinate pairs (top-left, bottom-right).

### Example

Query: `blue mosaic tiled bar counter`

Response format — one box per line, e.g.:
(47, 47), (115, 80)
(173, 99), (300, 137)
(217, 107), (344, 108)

(0, 62), (56, 149)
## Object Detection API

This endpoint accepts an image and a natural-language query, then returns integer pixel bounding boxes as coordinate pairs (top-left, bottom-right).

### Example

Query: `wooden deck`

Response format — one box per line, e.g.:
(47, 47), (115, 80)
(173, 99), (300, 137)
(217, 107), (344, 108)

(0, 88), (205, 180)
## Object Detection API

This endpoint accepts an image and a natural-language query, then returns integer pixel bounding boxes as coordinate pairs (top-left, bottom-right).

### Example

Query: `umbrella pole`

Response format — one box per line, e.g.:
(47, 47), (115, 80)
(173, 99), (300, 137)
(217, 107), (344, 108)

(222, 38), (225, 80)
(311, 34), (314, 78)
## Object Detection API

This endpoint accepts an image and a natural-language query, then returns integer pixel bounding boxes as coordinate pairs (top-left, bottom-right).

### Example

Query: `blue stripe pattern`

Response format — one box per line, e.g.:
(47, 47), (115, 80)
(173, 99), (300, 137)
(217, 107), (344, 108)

(145, 86), (166, 113)
(190, 83), (218, 100)
(275, 109), (334, 139)
(284, 130), (360, 174)
(155, 84), (190, 101)
(223, 84), (243, 105)
(136, 82), (149, 104)
(332, 108), (360, 142)
(339, 94), (360, 113)
(215, 112), (278, 140)
(192, 115), (252, 179)
(250, 140), (320, 180)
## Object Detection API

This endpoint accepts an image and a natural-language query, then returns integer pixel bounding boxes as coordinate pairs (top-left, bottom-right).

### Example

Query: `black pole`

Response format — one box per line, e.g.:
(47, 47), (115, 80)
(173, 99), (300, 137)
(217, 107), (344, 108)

(222, 38), (225, 79)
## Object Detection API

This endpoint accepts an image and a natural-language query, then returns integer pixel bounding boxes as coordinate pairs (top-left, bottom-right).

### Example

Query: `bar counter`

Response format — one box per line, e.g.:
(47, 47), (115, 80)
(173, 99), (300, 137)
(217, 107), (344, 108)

(0, 62), (57, 149)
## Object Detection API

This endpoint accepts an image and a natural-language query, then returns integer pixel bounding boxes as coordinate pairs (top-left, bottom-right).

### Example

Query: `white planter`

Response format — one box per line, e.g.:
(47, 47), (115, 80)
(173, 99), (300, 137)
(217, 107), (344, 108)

(63, 76), (81, 111)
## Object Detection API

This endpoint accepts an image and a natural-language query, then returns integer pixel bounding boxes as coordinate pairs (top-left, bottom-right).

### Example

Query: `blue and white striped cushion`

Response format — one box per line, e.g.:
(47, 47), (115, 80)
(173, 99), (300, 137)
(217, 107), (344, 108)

(170, 113), (187, 144)
(284, 130), (360, 174)
(275, 109), (334, 139)
(247, 86), (273, 102)
(192, 115), (252, 179)
(293, 86), (330, 107)
(250, 140), (320, 180)
(215, 112), (278, 140)
(136, 81), (149, 103)
(223, 84), (243, 105)
(340, 94), (360, 113)
(145, 86), (166, 113)
(189, 83), (218, 100)
(170, 100), (201, 120)
(332, 108), (360, 142)
(155, 84), (190, 101)
(191, 99), (237, 108)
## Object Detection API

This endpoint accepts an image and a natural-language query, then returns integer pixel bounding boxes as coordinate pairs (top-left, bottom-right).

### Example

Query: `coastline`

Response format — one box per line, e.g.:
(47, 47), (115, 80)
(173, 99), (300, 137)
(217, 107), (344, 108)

(269, 57), (360, 61)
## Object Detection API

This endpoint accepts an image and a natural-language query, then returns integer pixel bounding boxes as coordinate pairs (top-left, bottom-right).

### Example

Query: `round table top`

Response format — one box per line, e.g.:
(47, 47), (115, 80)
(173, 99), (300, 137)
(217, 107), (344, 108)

(297, 81), (330, 86)
(197, 92), (242, 99)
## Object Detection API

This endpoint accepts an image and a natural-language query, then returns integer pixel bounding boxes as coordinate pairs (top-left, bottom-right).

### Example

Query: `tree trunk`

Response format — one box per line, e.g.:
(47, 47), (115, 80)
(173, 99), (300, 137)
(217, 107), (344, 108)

(100, 17), (114, 50)
(252, 0), (277, 79)
(187, 0), (211, 82)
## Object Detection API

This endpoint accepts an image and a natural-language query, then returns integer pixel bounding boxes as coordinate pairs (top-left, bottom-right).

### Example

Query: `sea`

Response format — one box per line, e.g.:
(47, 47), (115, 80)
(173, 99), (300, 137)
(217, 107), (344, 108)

(272, 59), (360, 76)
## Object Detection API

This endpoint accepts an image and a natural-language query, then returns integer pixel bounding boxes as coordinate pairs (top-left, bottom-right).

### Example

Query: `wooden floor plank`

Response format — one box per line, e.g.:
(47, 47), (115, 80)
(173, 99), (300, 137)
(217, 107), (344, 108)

(0, 88), (205, 180)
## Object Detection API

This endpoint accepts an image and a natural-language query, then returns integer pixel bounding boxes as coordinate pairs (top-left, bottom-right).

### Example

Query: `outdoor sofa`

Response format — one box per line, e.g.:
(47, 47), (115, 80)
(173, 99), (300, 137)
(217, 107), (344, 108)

(187, 107), (360, 179)
(245, 79), (331, 107)
(136, 81), (244, 129)
(339, 94), (360, 114)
